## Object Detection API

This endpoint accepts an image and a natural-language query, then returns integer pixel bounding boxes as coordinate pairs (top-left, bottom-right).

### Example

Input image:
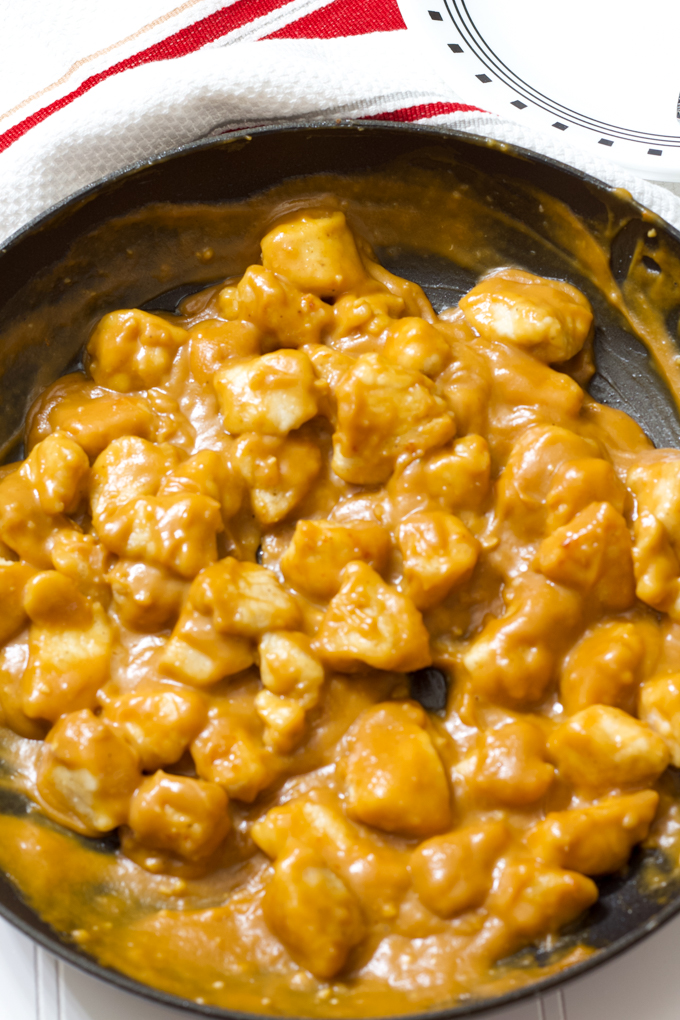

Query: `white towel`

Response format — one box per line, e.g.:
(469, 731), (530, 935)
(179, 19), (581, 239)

(1, 0), (680, 244)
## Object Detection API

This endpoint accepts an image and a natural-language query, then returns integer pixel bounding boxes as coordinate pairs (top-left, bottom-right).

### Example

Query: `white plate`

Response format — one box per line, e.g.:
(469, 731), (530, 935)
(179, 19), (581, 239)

(398, 0), (680, 181)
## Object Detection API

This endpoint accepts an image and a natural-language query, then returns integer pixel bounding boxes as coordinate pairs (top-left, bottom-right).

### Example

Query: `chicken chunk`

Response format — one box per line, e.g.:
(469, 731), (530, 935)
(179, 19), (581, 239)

(459, 269), (593, 364)
(479, 344), (586, 463)
(260, 210), (368, 299)
(126, 771), (230, 861)
(262, 843), (366, 978)
(21, 571), (112, 722)
(50, 531), (111, 601)
(537, 501), (635, 611)
(473, 721), (555, 807)
(258, 631), (324, 705)
(122, 388), (194, 449)
(435, 319), (492, 436)
(545, 457), (626, 531)
(526, 790), (659, 875)
(0, 466), (70, 569)
(214, 349), (320, 437)
(548, 705), (669, 792)
(112, 493), (222, 579)
(36, 709), (140, 835)
(627, 454), (680, 618)
(254, 690), (307, 753)
(382, 317), (451, 377)
(397, 510), (479, 610)
(316, 561), (431, 672)
(0, 644), (47, 740)
(280, 519), (391, 601)
(252, 791), (410, 923)
(157, 448), (243, 523)
(87, 308), (189, 391)
(23, 432), (89, 515)
(628, 452), (680, 543)
(330, 292), (404, 346)
(497, 425), (602, 539)
(160, 605), (254, 686)
(331, 353), (455, 485)
(189, 318), (261, 383)
(0, 560), (36, 645)
(220, 265), (333, 348)
(631, 510), (680, 620)
(191, 715), (272, 802)
(234, 431), (321, 525)
(103, 687), (207, 770)
(486, 858), (598, 955)
(91, 437), (222, 578)
(255, 633), (324, 753)
(411, 820), (509, 918)
(422, 434), (491, 512)
(190, 558), (301, 639)
(463, 573), (581, 706)
(90, 436), (181, 526)
(639, 673), (680, 767)
(560, 620), (646, 715)
(107, 560), (187, 632)
(302, 344), (354, 423)
(29, 376), (157, 458)
(342, 701), (451, 838)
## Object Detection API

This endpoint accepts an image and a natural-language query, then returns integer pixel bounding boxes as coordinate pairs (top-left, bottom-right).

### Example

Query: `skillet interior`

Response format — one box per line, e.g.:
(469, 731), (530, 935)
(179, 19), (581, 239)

(1, 123), (680, 1017)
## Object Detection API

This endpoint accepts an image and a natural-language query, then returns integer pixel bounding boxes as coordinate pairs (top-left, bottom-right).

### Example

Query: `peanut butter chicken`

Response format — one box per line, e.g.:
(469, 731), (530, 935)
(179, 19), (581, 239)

(0, 208), (679, 1013)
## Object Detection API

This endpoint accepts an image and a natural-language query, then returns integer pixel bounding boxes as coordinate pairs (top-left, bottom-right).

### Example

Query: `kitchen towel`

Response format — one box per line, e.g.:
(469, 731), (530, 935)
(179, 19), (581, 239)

(2, 0), (680, 245)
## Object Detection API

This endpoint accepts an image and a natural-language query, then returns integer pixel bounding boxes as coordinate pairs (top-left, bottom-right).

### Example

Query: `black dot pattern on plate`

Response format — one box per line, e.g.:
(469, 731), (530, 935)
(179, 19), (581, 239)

(448, 43), (463, 53)
(648, 148), (663, 156)
(434, 3), (680, 146)
(408, 667), (449, 714)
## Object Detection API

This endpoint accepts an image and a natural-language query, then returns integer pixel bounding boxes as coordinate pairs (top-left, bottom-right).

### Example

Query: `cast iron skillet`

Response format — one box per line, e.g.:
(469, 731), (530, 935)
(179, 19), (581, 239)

(2, 123), (680, 1018)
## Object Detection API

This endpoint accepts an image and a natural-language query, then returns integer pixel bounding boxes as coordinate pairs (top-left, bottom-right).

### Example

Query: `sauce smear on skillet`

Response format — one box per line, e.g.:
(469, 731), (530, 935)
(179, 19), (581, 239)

(1, 198), (680, 1015)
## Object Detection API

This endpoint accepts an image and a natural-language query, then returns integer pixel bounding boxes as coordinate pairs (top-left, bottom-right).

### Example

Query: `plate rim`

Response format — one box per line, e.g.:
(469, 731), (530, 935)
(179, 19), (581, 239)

(397, 0), (680, 180)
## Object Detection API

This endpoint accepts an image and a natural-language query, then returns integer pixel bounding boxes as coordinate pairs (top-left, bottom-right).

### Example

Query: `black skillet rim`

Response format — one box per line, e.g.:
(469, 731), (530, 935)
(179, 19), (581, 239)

(1, 119), (680, 1018)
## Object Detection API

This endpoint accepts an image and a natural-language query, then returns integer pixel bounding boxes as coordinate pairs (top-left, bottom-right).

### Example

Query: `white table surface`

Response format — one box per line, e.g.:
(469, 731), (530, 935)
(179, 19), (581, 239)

(3, 177), (680, 1020)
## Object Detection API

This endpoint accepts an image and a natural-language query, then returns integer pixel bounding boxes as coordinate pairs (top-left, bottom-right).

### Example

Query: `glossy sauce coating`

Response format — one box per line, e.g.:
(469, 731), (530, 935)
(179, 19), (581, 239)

(1, 206), (680, 1015)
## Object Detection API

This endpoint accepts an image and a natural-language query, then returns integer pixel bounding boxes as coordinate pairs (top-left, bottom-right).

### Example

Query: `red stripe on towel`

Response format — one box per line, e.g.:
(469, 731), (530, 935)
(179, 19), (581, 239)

(361, 101), (485, 121)
(263, 0), (406, 39)
(0, 0), (292, 154)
